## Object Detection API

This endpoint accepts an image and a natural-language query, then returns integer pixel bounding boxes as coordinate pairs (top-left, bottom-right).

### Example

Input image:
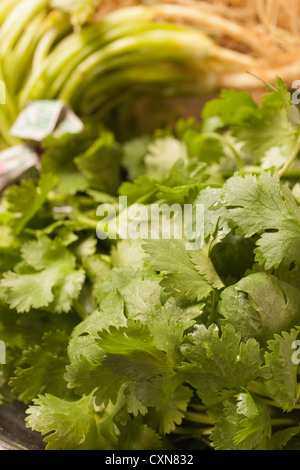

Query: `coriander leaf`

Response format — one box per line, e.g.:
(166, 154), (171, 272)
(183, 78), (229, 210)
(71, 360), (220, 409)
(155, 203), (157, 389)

(1, 268), (57, 313)
(4, 173), (58, 234)
(41, 124), (98, 195)
(181, 129), (225, 164)
(180, 324), (266, 406)
(121, 278), (202, 363)
(193, 187), (230, 250)
(1, 237), (85, 313)
(189, 246), (224, 289)
(98, 323), (168, 365)
(9, 330), (71, 404)
(74, 130), (121, 194)
(264, 329), (300, 411)
(268, 426), (300, 450)
(117, 421), (163, 450)
(110, 239), (149, 270)
(26, 392), (115, 450)
(96, 267), (148, 304)
(82, 254), (111, 297)
(66, 321), (180, 417)
(119, 158), (207, 206)
(143, 136), (188, 180)
(224, 172), (300, 269)
(203, 78), (300, 165)
(218, 272), (300, 345)
(121, 136), (151, 180)
(118, 176), (157, 206)
(143, 238), (215, 303)
(68, 289), (126, 363)
(21, 235), (76, 270)
(121, 277), (162, 319)
(154, 159), (208, 204)
(65, 355), (126, 406)
(147, 384), (193, 434)
(202, 89), (258, 126)
(210, 392), (272, 450)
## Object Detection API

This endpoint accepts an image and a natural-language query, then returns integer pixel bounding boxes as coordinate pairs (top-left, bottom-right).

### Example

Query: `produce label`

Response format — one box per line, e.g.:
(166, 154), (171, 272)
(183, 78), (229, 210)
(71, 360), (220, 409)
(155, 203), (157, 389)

(10, 100), (67, 141)
(0, 145), (39, 191)
(10, 100), (84, 141)
(54, 107), (84, 136)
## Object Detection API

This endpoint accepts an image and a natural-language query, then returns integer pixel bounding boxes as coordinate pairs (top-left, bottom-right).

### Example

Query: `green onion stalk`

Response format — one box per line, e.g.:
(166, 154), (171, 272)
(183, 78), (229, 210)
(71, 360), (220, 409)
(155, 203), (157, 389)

(0, 1), (254, 149)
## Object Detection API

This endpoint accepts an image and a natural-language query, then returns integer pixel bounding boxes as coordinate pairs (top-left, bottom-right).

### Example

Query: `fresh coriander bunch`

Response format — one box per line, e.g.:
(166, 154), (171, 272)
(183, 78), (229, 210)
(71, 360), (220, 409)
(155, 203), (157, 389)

(1, 77), (300, 450)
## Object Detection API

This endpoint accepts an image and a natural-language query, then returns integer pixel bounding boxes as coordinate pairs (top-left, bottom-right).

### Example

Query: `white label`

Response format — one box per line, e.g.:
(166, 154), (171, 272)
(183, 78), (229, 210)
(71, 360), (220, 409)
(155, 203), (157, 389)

(0, 145), (39, 191)
(10, 100), (66, 141)
(54, 107), (84, 136)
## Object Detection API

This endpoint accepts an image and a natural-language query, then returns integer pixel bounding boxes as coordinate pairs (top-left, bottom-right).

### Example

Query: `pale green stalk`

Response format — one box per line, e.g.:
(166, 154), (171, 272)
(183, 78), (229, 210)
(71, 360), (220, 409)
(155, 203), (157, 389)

(8, 10), (49, 94)
(77, 64), (202, 116)
(19, 5), (157, 105)
(0, 0), (21, 26)
(31, 11), (72, 71)
(60, 27), (212, 105)
(278, 135), (300, 178)
(0, 0), (49, 54)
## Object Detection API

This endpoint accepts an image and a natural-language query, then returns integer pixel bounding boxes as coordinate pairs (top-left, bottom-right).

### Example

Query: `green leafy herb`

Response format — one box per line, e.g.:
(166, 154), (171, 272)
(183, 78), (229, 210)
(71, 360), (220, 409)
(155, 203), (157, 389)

(1, 77), (300, 451)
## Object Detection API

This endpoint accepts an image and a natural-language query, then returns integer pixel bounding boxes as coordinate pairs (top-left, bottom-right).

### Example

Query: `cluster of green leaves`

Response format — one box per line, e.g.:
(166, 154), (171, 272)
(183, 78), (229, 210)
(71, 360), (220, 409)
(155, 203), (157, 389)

(1, 77), (300, 450)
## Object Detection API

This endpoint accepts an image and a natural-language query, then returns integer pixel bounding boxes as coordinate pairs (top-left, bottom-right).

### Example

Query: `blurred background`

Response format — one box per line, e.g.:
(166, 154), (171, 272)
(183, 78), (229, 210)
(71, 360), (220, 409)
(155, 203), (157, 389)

(0, 0), (299, 145)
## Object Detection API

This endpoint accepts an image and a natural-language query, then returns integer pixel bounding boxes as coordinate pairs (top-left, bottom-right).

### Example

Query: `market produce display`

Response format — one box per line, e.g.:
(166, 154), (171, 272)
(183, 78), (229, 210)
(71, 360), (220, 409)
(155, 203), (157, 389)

(1, 74), (300, 450)
(1, 0), (299, 149)
(0, 0), (213, 148)
(1, 0), (300, 453)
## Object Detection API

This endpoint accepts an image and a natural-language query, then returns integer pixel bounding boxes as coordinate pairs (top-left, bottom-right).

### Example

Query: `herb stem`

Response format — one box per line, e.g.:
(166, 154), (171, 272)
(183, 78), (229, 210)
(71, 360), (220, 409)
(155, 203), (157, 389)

(260, 397), (300, 410)
(278, 136), (300, 178)
(135, 188), (158, 205)
(171, 426), (213, 437)
(271, 419), (299, 427)
(224, 166), (300, 178)
(206, 132), (244, 169)
(74, 213), (99, 229)
(189, 404), (208, 412)
(184, 411), (214, 425)
(171, 427), (196, 435)
(73, 300), (88, 321)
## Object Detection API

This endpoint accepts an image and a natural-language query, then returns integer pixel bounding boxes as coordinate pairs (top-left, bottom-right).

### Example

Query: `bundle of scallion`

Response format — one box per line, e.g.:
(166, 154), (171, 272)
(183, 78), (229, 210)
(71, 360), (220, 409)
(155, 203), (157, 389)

(0, 0), (264, 149)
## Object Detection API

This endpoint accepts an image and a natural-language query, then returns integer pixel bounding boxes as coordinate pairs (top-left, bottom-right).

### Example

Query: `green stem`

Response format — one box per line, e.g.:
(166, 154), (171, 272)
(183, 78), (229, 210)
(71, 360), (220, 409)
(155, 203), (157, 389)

(189, 404), (208, 412)
(278, 136), (300, 177)
(171, 427), (199, 435)
(206, 132), (244, 169)
(73, 300), (88, 321)
(271, 419), (299, 427)
(171, 426), (213, 438)
(74, 213), (98, 229)
(224, 166), (300, 178)
(184, 411), (214, 425)
(135, 188), (158, 205)
(261, 397), (300, 410)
